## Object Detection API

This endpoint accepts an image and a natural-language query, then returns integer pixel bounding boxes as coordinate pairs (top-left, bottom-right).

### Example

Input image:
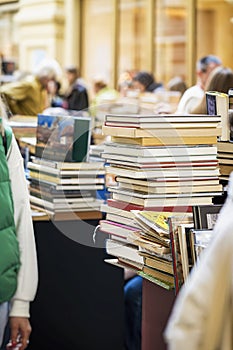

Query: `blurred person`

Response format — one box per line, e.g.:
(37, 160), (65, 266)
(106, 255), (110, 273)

(191, 66), (233, 114)
(91, 76), (119, 106)
(63, 65), (89, 111)
(0, 97), (38, 349)
(124, 274), (143, 350)
(0, 59), (61, 116)
(164, 171), (233, 349)
(89, 76), (119, 131)
(47, 80), (64, 108)
(132, 71), (163, 93)
(167, 76), (187, 97)
(176, 55), (222, 114)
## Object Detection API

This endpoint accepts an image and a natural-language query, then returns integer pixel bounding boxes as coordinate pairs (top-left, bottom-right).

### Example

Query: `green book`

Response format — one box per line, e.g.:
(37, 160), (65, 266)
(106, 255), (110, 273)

(35, 114), (91, 162)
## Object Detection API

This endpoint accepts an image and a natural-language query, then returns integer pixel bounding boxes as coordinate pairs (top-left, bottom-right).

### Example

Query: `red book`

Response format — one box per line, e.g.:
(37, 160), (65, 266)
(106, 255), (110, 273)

(107, 198), (192, 213)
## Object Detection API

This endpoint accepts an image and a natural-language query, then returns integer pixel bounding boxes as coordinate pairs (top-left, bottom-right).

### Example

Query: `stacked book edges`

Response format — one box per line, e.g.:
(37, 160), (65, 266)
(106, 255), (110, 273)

(217, 141), (233, 181)
(28, 157), (105, 220)
(100, 113), (224, 287)
(102, 113), (222, 146)
(102, 203), (195, 289)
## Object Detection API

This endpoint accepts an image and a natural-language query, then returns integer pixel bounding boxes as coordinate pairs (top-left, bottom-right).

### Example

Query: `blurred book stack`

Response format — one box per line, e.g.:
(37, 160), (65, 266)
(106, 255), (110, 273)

(29, 113), (105, 220)
(217, 141), (233, 182)
(101, 112), (224, 287)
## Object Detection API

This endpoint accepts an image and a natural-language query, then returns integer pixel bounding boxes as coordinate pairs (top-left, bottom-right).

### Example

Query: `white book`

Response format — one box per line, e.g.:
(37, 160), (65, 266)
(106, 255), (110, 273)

(106, 238), (144, 266)
(102, 152), (218, 163)
(101, 203), (135, 219)
(103, 143), (217, 158)
(107, 165), (220, 179)
(112, 192), (214, 207)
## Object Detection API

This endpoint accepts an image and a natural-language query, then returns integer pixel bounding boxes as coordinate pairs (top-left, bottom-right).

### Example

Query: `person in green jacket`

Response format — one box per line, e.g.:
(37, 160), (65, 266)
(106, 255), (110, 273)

(0, 96), (38, 349)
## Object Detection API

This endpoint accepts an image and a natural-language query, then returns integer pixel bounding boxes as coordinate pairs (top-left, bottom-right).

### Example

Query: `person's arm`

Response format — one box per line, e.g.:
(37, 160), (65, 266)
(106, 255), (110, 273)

(7, 134), (38, 349)
(164, 195), (233, 350)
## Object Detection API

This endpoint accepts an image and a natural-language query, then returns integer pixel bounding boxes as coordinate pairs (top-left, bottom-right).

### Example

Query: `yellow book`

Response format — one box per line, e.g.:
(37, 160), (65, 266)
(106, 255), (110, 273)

(111, 136), (218, 146)
(102, 125), (221, 138)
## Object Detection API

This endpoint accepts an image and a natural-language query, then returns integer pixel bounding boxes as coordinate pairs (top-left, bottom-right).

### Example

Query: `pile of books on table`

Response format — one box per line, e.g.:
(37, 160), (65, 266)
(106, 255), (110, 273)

(28, 113), (105, 220)
(100, 112), (224, 289)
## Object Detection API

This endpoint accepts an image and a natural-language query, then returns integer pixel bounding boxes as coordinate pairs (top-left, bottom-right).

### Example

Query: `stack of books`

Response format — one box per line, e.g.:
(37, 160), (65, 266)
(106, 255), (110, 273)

(28, 158), (105, 220)
(217, 141), (233, 181)
(29, 113), (105, 220)
(101, 112), (224, 287)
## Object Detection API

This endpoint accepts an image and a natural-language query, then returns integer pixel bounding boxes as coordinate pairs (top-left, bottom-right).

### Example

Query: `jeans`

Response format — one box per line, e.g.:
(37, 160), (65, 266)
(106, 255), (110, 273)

(124, 276), (143, 350)
(0, 302), (8, 347)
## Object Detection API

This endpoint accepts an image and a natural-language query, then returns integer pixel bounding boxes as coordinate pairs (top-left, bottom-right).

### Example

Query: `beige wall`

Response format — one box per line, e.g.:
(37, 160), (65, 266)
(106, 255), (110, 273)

(1, 0), (233, 88)
(15, 0), (65, 71)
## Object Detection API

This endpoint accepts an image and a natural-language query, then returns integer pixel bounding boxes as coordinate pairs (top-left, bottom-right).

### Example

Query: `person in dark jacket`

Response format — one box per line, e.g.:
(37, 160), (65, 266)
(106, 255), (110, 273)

(132, 71), (163, 93)
(63, 66), (89, 111)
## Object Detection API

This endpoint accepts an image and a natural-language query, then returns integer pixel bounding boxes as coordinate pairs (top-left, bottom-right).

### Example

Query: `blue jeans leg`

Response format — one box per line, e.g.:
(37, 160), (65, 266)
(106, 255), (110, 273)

(124, 276), (143, 350)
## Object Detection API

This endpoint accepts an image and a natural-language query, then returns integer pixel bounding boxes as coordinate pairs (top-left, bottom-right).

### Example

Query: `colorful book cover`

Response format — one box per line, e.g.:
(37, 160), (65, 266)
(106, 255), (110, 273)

(35, 114), (91, 162)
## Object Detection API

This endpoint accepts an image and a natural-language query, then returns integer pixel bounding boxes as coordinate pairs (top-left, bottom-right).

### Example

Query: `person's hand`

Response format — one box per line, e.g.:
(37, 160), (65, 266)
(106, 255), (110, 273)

(9, 317), (31, 350)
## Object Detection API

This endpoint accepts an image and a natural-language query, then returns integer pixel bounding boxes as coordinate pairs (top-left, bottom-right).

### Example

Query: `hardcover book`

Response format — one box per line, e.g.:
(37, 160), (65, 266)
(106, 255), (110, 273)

(35, 114), (91, 162)
(206, 91), (230, 141)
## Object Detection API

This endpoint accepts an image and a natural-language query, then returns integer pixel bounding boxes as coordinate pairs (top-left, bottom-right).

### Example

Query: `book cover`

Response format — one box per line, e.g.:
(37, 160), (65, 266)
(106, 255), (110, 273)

(206, 91), (230, 141)
(35, 114), (91, 162)
(192, 204), (222, 229)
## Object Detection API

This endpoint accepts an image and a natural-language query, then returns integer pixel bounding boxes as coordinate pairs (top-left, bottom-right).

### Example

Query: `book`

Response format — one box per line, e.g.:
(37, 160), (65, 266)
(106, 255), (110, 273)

(105, 121), (221, 129)
(132, 217), (170, 247)
(105, 113), (221, 124)
(28, 161), (105, 177)
(30, 204), (102, 221)
(106, 213), (138, 228)
(142, 265), (174, 285)
(118, 181), (223, 195)
(177, 223), (194, 281)
(131, 210), (170, 235)
(35, 114), (91, 162)
(31, 156), (105, 170)
(106, 158), (218, 169)
(116, 176), (220, 187)
(104, 142), (218, 157)
(30, 179), (104, 191)
(127, 230), (170, 255)
(102, 152), (218, 164)
(192, 204), (222, 229)
(102, 125), (221, 138)
(99, 220), (139, 239)
(29, 170), (105, 185)
(142, 255), (173, 275)
(30, 194), (103, 211)
(191, 228), (215, 260)
(105, 238), (144, 267)
(218, 164), (233, 176)
(206, 91), (230, 141)
(168, 215), (193, 294)
(111, 135), (218, 146)
(106, 165), (220, 179)
(107, 198), (193, 213)
(111, 192), (214, 207)
(217, 141), (233, 153)
(108, 187), (222, 199)
(101, 203), (134, 219)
